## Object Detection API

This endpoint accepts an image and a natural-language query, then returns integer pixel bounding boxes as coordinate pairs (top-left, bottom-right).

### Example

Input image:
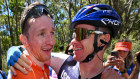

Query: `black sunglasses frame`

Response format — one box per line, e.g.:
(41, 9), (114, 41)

(73, 28), (107, 41)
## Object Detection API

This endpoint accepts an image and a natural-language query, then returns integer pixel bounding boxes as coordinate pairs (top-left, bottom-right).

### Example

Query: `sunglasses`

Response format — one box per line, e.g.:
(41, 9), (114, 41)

(22, 4), (53, 33)
(73, 28), (106, 41)
(68, 49), (73, 53)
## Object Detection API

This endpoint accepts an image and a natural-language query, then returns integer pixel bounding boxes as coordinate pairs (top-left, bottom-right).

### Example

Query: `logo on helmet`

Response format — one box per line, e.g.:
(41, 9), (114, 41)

(101, 18), (120, 26)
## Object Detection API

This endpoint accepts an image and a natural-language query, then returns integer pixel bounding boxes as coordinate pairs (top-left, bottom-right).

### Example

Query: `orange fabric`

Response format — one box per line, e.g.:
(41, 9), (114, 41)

(12, 56), (50, 79)
(113, 42), (132, 51)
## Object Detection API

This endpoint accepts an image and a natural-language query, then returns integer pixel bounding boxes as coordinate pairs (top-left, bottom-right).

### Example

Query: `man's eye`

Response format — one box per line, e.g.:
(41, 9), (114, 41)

(39, 32), (45, 36)
(51, 32), (55, 35)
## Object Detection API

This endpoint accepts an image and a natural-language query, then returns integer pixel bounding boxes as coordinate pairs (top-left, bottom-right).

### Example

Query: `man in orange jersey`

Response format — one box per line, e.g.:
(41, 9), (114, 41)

(8, 2), (55, 79)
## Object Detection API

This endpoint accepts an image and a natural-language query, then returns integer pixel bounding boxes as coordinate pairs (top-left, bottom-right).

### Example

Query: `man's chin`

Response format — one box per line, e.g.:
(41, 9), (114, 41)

(39, 56), (51, 62)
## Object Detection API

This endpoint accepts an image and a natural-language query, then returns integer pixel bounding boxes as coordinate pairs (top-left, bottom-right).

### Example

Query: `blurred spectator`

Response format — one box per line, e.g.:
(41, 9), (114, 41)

(129, 51), (140, 79)
(0, 70), (7, 79)
(59, 46), (64, 52)
(65, 44), (73, 56)
(104, 39), (134, 79)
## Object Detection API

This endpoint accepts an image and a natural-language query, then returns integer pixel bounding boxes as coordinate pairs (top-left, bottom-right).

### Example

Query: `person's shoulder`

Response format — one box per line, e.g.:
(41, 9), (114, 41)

(12, 69), (33, 79)
(51, 52), (70, 66)
(12, 66), (48, 79)
(51, 52), (70, 59)
(50, 52), (71, 74)
(11, 63), (42, 79)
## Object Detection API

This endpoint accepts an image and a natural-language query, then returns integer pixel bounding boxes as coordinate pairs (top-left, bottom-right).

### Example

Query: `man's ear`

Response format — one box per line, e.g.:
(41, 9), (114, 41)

(104, 34), (110, 43)
(99, 34), (110, 46)
(20, 34), (28, 46)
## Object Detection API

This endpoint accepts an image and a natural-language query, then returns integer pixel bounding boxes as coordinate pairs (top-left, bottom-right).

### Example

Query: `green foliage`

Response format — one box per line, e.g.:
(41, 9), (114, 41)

(2, 53), (8, 75)
(9, 0), (25, 15)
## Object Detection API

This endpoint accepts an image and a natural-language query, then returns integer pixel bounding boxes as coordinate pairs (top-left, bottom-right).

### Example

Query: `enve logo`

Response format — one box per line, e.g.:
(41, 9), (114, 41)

(61, 70), (70, 79)
(101, 18), (120, 26)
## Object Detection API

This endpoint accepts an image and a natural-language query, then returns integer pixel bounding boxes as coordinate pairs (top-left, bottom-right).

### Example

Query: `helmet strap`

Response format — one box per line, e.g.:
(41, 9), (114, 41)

(82, 27), (108, 63)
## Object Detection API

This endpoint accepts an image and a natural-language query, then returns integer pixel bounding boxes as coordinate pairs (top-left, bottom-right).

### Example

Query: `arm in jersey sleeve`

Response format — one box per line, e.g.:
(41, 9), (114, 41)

(7, 46), (23, 67)
(49, 53), (70, 74)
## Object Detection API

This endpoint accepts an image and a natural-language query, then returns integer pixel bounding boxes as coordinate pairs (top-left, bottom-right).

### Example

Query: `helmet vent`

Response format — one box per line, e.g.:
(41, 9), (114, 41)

(99, 7), (111, 10)
(80, 8), (87, 14)
(100, 16), (118, 20)
(85, 7), (100, 15)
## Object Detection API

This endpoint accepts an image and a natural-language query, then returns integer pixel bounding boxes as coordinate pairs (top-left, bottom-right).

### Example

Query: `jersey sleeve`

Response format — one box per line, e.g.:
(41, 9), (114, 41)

(49, 52), (69, 74)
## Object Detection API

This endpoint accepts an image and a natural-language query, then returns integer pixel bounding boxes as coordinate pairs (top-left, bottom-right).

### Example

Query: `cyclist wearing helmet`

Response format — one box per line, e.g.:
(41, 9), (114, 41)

(7, 4), (124, 79)
(69, 4), (122, 79)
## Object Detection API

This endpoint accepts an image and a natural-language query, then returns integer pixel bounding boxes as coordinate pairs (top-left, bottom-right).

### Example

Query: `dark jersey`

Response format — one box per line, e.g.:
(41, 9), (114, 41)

(57, 56), (102, 79)
(58, 56), (79, 79)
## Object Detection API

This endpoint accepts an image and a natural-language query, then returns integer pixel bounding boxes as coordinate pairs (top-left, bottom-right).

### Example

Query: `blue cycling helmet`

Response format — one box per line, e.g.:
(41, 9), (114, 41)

(70, 4), (121, 38)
